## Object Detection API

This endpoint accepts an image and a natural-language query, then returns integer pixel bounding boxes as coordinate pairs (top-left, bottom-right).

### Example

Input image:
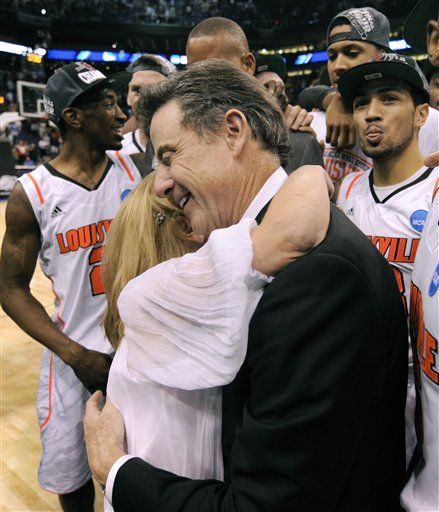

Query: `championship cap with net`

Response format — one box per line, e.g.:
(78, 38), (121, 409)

(404, 0), (439, 52)
(43, 62), (131, 123)
(327, 7), (391, 50)
(338, 52), (430, 105)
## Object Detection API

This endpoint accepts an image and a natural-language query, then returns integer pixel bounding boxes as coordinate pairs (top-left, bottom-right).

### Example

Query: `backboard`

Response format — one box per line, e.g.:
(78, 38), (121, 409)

(16, 80), (46, 119)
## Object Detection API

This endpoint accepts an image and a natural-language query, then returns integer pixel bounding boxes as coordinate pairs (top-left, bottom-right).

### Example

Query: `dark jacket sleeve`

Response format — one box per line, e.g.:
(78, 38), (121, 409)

(285, 130), (324, 174)
(112, 247), (406, 512)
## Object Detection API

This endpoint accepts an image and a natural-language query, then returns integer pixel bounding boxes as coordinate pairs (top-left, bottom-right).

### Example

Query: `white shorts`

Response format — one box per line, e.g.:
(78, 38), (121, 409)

(37, 348), (91, 494)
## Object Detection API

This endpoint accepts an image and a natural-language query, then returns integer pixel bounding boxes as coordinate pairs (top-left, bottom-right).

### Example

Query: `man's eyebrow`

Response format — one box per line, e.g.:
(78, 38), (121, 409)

(156, 144), (176, 161)
(343, 43), (364, 51)
(102, 91), (117, 100)
(357, 85), (407, 98)
(328, 43), (362, 53)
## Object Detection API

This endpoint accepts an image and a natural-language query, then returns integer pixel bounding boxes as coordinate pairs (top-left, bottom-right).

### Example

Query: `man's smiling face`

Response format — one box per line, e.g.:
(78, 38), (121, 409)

(151, 99), (242, 240)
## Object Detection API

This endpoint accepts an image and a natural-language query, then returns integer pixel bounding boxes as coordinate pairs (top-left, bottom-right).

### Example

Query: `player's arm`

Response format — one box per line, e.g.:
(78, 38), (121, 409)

(0, 183), (111, 393)
(324, 91), (356, 149)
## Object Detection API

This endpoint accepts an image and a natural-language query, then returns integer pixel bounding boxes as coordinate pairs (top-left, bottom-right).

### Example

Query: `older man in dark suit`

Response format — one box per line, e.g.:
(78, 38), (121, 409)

(84, 60), (407, 511)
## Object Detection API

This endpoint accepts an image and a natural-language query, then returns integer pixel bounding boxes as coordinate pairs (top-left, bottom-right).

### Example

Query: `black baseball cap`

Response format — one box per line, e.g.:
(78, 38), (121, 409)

(255, 54), (286, 81)
(43, 62), (131, 123)
(404, 0), (438, 52)
(327, 7), (391, 50)
(338, 52), (430, 105)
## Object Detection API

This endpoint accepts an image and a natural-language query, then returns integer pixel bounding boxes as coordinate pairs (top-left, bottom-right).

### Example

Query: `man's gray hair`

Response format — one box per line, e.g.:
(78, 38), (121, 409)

(137, 60), (289, 167)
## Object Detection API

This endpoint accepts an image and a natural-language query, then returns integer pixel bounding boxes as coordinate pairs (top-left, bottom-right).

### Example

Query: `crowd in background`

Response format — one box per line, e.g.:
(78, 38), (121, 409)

(5, 0), (408, 28)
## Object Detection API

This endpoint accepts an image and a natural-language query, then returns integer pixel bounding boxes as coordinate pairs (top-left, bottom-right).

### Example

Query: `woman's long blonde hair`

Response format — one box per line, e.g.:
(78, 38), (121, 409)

(102, 172), (195, 349)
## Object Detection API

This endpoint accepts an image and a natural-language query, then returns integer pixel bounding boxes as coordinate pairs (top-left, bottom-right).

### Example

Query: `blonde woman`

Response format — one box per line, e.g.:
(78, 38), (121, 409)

(102, 166), (332, 508)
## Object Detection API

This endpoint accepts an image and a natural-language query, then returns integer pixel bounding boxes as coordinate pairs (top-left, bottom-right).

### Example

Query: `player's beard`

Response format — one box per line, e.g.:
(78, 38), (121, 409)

(361, 124), (415, 160)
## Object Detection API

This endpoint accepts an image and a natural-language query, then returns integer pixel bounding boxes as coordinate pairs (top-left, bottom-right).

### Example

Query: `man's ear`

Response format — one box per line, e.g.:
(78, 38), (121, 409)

(415, 102), (429, 130)
(61, 107), (83, 130)
(242, 52), (256, 75)
(223, 109), (248, 157)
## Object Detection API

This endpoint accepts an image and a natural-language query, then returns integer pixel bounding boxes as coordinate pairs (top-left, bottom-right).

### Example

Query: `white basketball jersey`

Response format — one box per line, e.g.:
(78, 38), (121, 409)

(311, 107), (439, 182)
(401, 193), (439, 512)
(18, 152), (141, 353)
(120, 129), (145, 155)
(338, 166), (439, 315)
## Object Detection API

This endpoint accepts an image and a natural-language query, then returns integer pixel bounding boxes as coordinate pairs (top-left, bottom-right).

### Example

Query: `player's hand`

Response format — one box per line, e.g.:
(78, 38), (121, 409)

(425, 151), (439, 167)
(84, 391), (126, 486)
(325, 93), (356, 149)
(284, 104), (313, 131)
(65, 344), (113, 394)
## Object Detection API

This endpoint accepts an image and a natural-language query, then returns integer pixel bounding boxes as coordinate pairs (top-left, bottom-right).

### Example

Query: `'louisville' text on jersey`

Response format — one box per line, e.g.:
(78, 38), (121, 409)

(368, 236), (420, 263)
(56, 219), (113, 254)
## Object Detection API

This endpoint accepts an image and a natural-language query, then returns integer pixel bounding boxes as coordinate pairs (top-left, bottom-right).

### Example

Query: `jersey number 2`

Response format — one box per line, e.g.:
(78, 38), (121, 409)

(89, 246), (105, 296)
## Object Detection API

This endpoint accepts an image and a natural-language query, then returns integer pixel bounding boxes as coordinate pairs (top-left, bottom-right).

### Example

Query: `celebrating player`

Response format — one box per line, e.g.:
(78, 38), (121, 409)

(121, 54), (175, 159)
(337, 52), (439, 466)
(401, 1), (439, 509)
(0, 63), (141, 511)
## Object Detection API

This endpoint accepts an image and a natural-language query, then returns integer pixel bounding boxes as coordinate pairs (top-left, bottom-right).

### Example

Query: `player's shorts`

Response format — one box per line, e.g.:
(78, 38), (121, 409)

(37, 348), (91, 494)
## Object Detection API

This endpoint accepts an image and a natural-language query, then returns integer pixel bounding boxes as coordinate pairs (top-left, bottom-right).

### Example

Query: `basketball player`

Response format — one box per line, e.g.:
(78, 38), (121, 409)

(0, 62), (141, 511)
(186, 17), (324, 173)
(401, 2), (439, 508)
(337, 53), (439, 466)
(309, 7), (439, 190)
(401, 175), (439, 512)
(121, 54), (175, 156)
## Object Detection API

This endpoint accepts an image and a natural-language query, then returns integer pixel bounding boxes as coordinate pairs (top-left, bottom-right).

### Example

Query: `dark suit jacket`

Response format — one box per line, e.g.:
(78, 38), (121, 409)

(112, 205), (408, 512)
(285, 131), (324, 174)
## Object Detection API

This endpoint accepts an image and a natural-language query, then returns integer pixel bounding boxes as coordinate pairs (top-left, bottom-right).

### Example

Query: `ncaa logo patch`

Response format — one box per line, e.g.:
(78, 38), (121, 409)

(410, 210), (428, 233)
(121, 189), (132, 201)
(429, 263), (439, 297)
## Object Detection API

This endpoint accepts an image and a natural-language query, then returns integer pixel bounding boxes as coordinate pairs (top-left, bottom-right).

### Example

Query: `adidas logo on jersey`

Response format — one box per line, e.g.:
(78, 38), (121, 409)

(50, 206), (64, 218)
(346, 207), (354, 216)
